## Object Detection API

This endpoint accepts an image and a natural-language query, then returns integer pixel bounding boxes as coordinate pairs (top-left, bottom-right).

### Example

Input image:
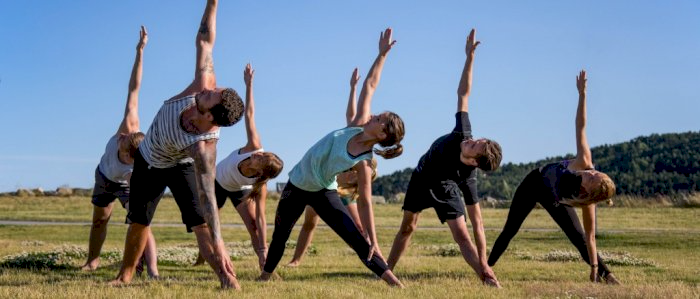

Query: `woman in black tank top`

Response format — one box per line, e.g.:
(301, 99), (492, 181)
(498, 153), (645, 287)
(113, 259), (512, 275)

(488, 70), (620, 285)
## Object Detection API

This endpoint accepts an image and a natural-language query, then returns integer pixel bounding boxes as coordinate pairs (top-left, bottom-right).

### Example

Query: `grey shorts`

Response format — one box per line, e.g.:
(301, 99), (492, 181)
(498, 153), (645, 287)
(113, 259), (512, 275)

(91, 167), (130, 209)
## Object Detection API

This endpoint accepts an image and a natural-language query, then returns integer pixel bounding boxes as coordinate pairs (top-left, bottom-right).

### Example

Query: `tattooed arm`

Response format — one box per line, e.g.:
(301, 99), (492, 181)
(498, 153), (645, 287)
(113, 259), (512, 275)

(173, 0), (218, 98)
(190, 139), (223, 243)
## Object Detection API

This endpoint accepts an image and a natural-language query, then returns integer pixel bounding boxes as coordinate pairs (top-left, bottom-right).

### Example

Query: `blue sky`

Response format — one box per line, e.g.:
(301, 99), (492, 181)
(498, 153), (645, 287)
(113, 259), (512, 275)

(1, 1), (698, 192)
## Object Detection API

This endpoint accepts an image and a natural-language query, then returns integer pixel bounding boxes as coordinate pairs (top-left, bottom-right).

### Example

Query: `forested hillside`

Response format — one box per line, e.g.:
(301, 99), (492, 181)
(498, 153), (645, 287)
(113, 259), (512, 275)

(373, 132), (700, 200)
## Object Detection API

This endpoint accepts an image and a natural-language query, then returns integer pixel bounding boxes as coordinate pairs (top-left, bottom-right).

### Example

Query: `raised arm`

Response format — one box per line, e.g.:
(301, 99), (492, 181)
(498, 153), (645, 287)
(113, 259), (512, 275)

(456, 28), (480, 113)
(178, 0), (218, 97)
(573, 70), (593, 169)
(353, 160), (383, 261)
(349, 28), (396, 127)
(241, 63), (262, 152)
(582, 204), (599, 282)
(346, 68), (360, 125)
(117, 26), (148, 135)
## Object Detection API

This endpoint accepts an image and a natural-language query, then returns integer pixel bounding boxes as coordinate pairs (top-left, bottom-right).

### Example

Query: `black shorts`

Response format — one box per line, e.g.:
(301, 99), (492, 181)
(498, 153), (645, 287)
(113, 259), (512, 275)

(402, 172), (466, 224)
(126, 149), (205, 232)
(215, 180), (253, 209)
(91, 167), (129, 209)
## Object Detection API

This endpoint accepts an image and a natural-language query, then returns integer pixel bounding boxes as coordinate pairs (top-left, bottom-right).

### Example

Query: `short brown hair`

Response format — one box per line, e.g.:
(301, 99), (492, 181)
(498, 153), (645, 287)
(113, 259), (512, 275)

(475, 139), (502, 171)
(210, 88), (244, 127)
(374, 112), (405, 159)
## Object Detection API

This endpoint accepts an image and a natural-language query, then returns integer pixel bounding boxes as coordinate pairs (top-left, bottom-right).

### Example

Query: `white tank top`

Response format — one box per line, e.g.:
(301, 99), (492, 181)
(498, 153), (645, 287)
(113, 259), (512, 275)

(97, 135), (132, 184)
(139, 95), (220, 168)
(216, 148), (264, 192)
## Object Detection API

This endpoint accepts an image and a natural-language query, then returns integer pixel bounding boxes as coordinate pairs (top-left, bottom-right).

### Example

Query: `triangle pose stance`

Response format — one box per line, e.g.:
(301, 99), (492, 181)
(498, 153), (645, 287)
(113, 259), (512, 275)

(286, 68), (379, 267)
(110, 0), (245, 289)
(258, 28), (405, 287)
(386, 28), (502, 287)
(487, 70), (621, 285)
(193, 63), (284, 270)
(81, 26), (159, 278)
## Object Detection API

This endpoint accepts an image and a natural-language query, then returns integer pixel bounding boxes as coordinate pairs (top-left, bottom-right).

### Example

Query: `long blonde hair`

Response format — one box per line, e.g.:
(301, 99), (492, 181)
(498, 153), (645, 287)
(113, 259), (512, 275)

(338, 158), (378, 201)
(248, 152), (284, 201)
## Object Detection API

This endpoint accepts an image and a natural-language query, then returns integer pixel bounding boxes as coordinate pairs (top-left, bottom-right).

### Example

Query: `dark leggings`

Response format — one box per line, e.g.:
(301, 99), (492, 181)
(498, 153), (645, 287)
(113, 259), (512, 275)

(263, 182), (388, 277)
(488, 169), (612, 277)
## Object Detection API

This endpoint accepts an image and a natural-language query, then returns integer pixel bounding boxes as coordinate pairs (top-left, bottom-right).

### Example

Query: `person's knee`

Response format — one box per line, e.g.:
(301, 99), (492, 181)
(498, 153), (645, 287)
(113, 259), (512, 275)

(93, 214), (111, 224)
(399, 221), (417, 237)
(301, 219), (317, 231)
(452, 231), (471, 244)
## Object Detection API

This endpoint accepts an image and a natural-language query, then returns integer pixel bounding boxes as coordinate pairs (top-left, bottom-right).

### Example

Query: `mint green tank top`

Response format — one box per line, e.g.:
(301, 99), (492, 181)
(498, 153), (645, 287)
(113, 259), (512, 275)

(289, 127), (373, 192)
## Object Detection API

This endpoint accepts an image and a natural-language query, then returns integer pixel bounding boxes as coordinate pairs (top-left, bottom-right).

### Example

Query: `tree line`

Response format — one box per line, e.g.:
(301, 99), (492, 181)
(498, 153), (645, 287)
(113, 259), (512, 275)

(372, 131), (700, 200)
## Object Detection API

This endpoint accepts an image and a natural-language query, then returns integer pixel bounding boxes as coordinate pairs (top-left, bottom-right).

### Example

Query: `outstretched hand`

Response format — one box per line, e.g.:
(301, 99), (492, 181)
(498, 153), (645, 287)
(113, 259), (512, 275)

(137, 26), (148, 51)
(379, 28), (397, 56)
(465, 28), (480, 55)
(244, 63), (255, 86)
(576, 70), (587, 95)
(350, 67), (361, 87)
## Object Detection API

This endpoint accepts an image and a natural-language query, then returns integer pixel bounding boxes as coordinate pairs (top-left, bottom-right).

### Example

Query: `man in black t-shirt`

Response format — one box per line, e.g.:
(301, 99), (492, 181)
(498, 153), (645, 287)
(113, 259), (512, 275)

(386, 29), (503, 287)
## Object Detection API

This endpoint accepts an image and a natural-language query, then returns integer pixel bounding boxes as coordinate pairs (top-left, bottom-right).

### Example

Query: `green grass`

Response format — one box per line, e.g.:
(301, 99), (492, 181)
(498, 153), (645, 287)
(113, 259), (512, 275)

(0, 196), (698, 298)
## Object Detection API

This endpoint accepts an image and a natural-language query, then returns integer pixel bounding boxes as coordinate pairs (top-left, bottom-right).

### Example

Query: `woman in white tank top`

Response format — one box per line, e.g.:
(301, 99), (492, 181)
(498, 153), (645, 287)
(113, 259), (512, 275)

(194, 64), (283, 269)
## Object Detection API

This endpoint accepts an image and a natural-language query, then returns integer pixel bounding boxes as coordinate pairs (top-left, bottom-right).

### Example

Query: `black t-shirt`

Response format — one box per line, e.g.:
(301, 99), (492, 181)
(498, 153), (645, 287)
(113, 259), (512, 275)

(414, 112), (478, 204)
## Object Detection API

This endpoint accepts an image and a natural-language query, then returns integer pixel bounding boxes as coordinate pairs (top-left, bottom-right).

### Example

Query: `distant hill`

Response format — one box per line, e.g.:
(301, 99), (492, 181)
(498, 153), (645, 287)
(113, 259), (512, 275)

(373, 131), (700, 200)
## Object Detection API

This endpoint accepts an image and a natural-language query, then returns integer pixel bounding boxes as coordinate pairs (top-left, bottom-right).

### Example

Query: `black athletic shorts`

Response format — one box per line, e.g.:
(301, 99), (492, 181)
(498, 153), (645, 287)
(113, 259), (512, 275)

(126, 149), (205, 232)
(215, 180), (253, 209)
(91, 167), (130, 209)
(402, 172), (466, 223)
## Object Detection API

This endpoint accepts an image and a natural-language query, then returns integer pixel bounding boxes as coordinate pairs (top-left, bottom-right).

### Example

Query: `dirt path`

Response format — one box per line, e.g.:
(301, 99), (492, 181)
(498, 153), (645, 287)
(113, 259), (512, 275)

(1, 220), (697, 233)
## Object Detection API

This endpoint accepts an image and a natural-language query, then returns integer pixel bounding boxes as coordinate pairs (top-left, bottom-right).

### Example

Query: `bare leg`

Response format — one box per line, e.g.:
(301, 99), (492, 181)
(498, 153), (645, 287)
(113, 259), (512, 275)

(192, 224), (240, 289)
(345, 203), (365, 235)
(144, 231), (159, 278)
(447, 216), (500, 287)
(109, 223), (149, 286)
(82, 204), (114, 271)
(387, 210), (420, 271)
(287, 206), (319, 267)
(235, 200), (265, 269)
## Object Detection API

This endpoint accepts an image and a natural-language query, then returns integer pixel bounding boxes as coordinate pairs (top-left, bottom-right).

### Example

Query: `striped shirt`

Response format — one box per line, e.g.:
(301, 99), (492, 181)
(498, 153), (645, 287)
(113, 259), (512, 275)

(139, 95), (219, 168)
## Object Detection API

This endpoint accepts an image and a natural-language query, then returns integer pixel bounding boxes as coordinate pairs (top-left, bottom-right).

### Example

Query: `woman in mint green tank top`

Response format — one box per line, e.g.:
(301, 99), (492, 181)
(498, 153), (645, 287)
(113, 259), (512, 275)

(259, 28), (405, 287)
(288, 69), (379, 267)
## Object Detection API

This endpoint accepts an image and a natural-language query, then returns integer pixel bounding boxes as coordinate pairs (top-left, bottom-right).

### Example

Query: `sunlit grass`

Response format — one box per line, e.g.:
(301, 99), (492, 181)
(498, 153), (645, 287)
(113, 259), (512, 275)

(0, 196), (698, 298)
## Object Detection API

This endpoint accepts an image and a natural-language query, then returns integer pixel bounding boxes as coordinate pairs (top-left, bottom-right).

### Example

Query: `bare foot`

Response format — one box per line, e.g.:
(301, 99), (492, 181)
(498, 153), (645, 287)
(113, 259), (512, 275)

(80, 260), (99, 271)
(107, 278), (128, 288)
(257, 271), (282, 281)
(604, 273), (621, 285)
(286, 260), (301, 267)
(380, 270), (404, 288)
(483, 277), (502, 288)
(192, 254), (206, 266)
(220, 274), (241, 289)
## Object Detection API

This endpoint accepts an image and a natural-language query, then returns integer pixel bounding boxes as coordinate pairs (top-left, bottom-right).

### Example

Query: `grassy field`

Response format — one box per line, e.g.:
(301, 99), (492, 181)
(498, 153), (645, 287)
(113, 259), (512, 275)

(0, 196), (698, 298)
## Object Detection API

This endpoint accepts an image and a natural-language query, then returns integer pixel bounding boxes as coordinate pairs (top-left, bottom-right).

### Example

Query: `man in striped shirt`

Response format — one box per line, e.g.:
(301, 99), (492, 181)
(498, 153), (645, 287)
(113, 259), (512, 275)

(110, 0), (244, 289)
